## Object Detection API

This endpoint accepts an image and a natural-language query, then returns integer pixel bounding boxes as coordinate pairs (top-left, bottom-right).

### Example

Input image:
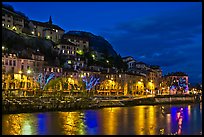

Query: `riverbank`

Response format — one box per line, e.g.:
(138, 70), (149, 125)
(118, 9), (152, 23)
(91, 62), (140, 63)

(2, 94), (201, 114)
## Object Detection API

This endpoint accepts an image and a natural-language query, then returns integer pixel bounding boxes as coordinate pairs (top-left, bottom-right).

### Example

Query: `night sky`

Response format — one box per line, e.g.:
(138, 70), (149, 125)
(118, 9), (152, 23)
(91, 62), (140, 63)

(3, 2), (202, 85)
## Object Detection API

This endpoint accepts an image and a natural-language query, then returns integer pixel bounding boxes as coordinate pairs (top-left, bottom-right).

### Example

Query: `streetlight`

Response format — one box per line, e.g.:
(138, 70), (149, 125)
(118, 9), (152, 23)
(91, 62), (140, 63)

(27, 70), (31, 74)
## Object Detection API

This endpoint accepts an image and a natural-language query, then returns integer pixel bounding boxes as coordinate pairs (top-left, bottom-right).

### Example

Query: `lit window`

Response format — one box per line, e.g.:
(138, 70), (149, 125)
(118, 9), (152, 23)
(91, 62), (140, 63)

(119, 75), (121, 78)
(2, 24), (5, 26)
(47, 35), (50, 39)
(7, 24), (10, 27)
(56, 30), (58, 32)
(62, 50), (65, 53)
(72, 51), (74, 54)
(31, 31), (34, 35)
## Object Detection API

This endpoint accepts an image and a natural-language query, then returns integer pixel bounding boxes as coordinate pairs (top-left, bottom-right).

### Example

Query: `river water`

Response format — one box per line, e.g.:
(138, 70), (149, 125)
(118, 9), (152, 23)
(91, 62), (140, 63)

(2, 103), (202, 135)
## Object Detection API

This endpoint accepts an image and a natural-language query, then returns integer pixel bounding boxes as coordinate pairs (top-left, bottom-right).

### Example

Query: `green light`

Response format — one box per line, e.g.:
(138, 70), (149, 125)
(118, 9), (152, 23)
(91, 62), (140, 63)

(76, 50), (83, 55)
(68, 60), (71, 64)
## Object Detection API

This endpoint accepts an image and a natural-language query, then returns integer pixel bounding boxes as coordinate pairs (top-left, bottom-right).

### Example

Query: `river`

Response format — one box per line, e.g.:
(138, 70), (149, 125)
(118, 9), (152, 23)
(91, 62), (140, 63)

(2, 103), (202, 135)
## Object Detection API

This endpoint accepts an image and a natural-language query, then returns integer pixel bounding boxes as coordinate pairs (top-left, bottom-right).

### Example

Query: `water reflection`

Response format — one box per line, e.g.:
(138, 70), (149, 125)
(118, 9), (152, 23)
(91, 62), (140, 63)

(2, 103), (202, 135)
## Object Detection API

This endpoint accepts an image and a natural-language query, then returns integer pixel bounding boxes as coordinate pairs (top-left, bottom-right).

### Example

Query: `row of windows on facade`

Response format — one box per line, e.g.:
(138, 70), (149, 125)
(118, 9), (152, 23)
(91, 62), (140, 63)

(61, 50), (77, 55)
(68, 39), (88, 44)
(2, 60), (16, 66)
(61, 45), (81, 50)
(2, 18), (23, 23)
(44, 68), (61, 73)
(2, 82), (32, 89)
(2, 59), (42, 67)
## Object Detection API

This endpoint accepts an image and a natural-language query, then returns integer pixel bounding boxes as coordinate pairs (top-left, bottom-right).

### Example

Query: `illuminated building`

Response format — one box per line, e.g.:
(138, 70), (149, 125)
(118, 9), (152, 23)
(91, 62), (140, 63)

(2, 5), (26, 33)
(162, 72), (189, 94)
(29, 16), (65, 43)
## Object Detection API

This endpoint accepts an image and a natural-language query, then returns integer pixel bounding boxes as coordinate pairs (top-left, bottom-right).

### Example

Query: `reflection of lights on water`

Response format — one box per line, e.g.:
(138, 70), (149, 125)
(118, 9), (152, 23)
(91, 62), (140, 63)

(188, 105), (191, 116)
(176, 108), (184, 135)
(22, 121), (32, 135)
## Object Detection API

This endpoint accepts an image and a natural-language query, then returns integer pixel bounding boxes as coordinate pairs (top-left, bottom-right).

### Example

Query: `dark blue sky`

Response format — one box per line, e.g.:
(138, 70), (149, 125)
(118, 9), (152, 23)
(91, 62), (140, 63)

(3, 2), (202, 85)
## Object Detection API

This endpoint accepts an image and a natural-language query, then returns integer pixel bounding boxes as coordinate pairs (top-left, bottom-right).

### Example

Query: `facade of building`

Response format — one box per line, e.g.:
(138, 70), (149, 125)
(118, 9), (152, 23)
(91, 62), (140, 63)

(29, 16), (65, 43)
(122, 56), (137, 70)
(61, 33), (89, 52)
(98, 73), (145, 95)
(2, 7), (26, 33)
(162, 72), (189, 94)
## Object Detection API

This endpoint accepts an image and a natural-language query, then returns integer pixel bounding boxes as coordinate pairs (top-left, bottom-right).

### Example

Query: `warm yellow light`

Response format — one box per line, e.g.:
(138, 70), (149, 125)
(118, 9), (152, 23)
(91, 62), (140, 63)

(27, 70), (31, 74)
(12, 26), (16, 30)
(106, 60), (109, 63)
(2, 46), (5, 50)
(140, 79), (143, 81)
(19, 70), (22, 74)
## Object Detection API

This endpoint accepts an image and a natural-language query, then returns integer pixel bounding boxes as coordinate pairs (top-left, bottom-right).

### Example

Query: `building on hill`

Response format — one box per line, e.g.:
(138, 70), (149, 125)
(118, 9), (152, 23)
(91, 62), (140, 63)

(122, 56), (137, 70)
(61, 33), (89, 52)
(2, 6), (27, 33)
(29, 16), (65, 43)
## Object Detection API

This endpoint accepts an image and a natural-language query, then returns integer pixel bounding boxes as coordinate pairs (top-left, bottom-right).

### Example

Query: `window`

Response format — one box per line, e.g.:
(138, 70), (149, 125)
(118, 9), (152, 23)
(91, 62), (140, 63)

(21, 65), (24, 70)
(2, 18), (5, 21)
(7, 20), (11, 22)
(7, 24), (10, 27)
(62, 46), (65, 49)
(9, 60), (12, 66)
(2, 24), (5, 27)
(11, 67), (14, 73)
(13, 60), (16, 66)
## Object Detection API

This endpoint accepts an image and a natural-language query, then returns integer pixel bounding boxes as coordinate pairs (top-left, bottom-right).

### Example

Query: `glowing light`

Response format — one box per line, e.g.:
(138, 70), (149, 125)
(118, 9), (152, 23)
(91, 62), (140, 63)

(19, 70), (22, 74)
(76, 50), (83, 55)
(68, 60), (71, 64)
(27, 70), (31, 74)
(31, 31), (34, 35)
(2, 46), (5, 50)
(106, 60), (109, 63)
